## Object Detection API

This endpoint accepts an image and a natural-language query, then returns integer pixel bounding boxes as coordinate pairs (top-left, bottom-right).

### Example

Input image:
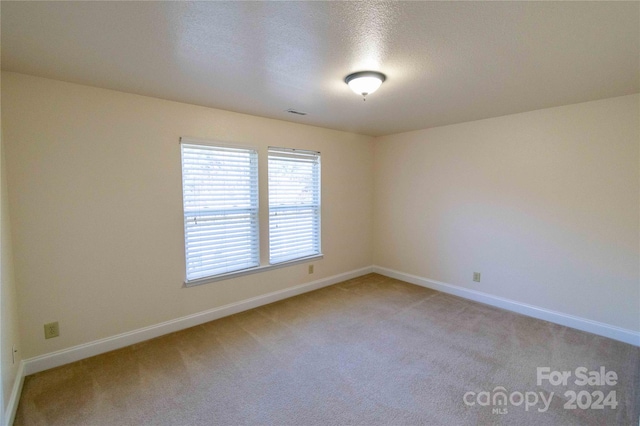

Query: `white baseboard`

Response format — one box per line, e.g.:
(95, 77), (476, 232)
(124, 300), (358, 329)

(23, 266), (373, 376)
(4, 360), (24, 426)
(373, 265), (640, 347)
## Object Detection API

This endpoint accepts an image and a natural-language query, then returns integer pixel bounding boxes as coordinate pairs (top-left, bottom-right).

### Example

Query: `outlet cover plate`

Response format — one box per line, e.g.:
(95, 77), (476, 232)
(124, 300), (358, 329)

(44, 322), (60, 339)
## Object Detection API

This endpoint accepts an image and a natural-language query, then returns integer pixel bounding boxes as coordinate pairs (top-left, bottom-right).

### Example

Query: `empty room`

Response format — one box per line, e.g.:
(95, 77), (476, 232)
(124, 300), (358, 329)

(1, 1), (638, 425)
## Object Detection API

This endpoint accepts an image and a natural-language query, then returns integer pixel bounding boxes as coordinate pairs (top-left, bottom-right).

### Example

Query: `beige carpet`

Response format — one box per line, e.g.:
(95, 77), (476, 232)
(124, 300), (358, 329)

(14, 274), (640, 425)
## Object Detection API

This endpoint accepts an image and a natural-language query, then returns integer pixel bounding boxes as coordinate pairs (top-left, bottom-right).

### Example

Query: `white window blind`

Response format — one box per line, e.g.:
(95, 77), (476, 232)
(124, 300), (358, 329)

(268, 147), (321, 264)
(181, 141), (259, 281)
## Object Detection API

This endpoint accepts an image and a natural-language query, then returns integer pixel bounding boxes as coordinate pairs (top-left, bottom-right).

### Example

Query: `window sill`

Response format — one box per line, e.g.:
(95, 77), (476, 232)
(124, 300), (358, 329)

(183, 254), (324, 287)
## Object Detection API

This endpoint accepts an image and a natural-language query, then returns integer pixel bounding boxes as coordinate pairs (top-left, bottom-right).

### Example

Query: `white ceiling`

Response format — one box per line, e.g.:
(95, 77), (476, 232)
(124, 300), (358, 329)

(2, 1), (638, 137)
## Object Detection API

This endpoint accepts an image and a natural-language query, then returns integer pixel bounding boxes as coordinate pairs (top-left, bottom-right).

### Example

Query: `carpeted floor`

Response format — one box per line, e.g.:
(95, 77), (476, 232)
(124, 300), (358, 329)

(14, 273), (640, 425)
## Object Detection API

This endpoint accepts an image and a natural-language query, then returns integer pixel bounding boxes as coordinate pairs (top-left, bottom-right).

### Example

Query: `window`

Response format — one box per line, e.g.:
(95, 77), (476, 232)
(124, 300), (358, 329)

(180, 139), (321, 284)
(180, 140), (259, 281)
(268, 147), (321, 264)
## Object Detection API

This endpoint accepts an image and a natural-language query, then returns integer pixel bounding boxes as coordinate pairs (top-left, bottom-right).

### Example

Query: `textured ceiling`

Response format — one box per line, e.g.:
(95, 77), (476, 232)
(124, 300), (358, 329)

(2, 1), (638, 136)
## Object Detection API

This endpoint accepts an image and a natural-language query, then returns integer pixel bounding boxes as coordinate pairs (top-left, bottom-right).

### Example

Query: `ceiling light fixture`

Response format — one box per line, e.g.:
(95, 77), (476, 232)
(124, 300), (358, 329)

(345, 71), (386, 100)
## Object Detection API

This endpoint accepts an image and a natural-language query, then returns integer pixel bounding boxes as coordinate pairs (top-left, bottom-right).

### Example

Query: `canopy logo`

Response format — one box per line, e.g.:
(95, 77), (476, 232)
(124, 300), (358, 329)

(463, 387), (553, 414)
(463, 366), (618, 415)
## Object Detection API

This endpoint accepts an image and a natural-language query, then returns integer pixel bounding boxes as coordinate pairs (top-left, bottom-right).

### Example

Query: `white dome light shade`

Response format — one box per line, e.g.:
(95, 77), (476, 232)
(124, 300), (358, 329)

(345, 71), (386, 97)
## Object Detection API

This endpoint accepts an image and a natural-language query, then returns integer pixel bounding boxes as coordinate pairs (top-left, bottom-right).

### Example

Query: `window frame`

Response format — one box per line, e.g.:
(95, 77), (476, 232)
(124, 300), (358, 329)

(268, 146), (322, 265)
(181, 137), (260, 284)
(180, 138), (322, 287)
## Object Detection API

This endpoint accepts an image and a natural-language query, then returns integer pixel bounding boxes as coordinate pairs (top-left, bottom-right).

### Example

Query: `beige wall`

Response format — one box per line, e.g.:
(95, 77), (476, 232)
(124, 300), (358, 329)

(1, 89), (22, 414)
(1, 72), (374, 359)
(374, 94), (639, 331)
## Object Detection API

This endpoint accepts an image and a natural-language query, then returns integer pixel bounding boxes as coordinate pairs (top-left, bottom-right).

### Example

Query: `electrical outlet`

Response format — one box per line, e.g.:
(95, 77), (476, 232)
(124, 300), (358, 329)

(44, 322), (59, 339)
(473, 272), (481, 282)
(308, 264), (314, 274)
